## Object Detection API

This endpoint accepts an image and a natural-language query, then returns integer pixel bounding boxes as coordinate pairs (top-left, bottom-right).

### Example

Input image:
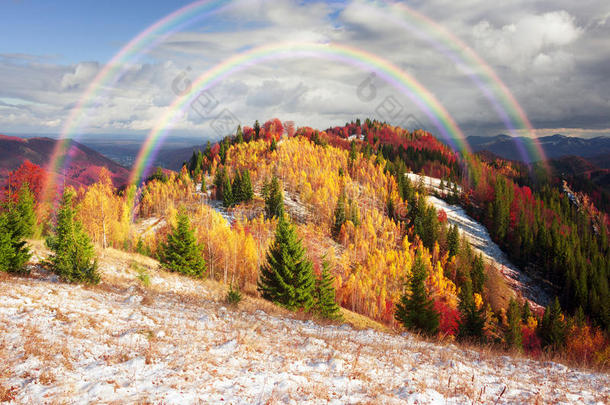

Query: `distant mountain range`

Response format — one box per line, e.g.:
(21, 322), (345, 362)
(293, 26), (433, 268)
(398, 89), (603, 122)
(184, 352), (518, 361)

(0, 134), (130, 188)
(467, 134), (610, 163)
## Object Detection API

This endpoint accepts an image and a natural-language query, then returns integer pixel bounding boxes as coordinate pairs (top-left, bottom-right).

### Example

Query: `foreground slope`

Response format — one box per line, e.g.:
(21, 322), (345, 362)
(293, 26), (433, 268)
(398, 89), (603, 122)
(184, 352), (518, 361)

(0, 244), (608, 404)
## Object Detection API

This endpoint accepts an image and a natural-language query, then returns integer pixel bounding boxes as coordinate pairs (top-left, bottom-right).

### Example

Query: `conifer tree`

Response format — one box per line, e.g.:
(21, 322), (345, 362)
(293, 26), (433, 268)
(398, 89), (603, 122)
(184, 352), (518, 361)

(236, 125), (244, 143)
(264, 175), (284, 218)
(1, 189), (33, 274)
(15, 184), (36, 238)
(506, 298), (523, 350)
(254, 120), (261, 139)
(522, 301), (532, 322)
(457, 279), (485, 341)
(46, 189), (99, 284)
(222, 173), (233, 208)
(471, 254), (486, 294)
(332, 190), (347, 239)
(394, 251), (439, 336)
(241, 169), (254, 201)
(0, 214), (13, 273)
(270, 138), (277, 152)
(201, 174), (207, 194)
(314, 259), (342, 319)
(349, 199), (360, 226)
(231, 170), (243, 203)
(447, 224), (460, 258)
(538, 297), (566, 350)
(159, 210), (206, 278)
(257, 214), (315, 311)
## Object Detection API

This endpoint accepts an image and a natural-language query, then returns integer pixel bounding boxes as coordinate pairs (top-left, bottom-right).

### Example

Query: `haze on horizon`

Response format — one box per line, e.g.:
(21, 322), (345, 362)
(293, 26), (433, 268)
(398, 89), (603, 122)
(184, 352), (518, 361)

(1, 0), (609, 141)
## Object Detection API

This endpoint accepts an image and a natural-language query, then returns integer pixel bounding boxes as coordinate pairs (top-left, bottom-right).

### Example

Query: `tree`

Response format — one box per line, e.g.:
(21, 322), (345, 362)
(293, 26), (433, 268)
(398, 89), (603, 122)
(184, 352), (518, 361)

(506, 298), (523, 350)
(241, 169), (254, 201)
(538, 297), (566, 350)
(0, 189), (33, 274)
(0, 214), (13, 273)
(231, 170), (243, 203)
(394, 251), (440, 336)
(159, 210), (206, 278)
(46, 189), (99, 284)
(15, 184), (36, 238)
(257, 214), (315, 311)
(457, 280), (485, 341)
(314, 259), (342, 319)
(447, 224), (460, 258)
(222, 173), (233, 208)
(264, 175), (284, 219)
(471, 254), (486, 294)
(236, 125), (244, 143)
(332, 190), (347, 239)
(270, 138), (277, 152)
(254, 120), (261, 139)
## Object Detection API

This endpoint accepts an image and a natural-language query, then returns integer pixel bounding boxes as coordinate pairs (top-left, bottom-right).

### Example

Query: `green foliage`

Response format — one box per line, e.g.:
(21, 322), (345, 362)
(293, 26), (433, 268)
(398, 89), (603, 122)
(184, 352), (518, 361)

(241, 169), (254, 201)
(332, 190), (347, 239)
(235, 125), (244, 144)
(471, 254), (486, 294)
(314, 260), (342, 320)
(131, 263), (151, 287)
(538, 297), (567, 350)
(147, 167), (168, 183)
(457, 280), (485, 341)
(447, 224), (460, 258)
(15, 184), (36, 238)
(506, 298), (523, 350)
(226, 283), (242, 306)
(257, 214), (315, 311)
(159, 210), (206, 278)
(222, 172), (233, 208)
(270, 138), (277, 152)
(0, 214), (17, 273)
(46, 189), (99, 284)
(263, 175), (284, 219)
(394, 251), (439, 336)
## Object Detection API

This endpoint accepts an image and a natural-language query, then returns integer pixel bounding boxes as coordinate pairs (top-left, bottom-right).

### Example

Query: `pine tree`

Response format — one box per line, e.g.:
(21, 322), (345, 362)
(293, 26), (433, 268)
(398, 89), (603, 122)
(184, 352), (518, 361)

(257, 214), (315, 311)
(349, 199), (360, 227)
(15, 184), (36, 238)
(394, 251), (439, 336)
(538, 297), (566, 350)
(46, 189), (99, 284)
(270, 138), (277, 152)
(201, 174), (207, 194)
(332, 190), (347, 239)
(231, 170), (243, 203)
(159, 210), (206, 278)
(447, 224), (460, 258)
(236, 125), (244, 143)
(0, 214), (16, 273)
(522, 301), (532, 322)
(457, 280), (485, 341)
(471, 254), (486, 294)
(264, 175), (284, 219)
(222, 173), (233, 208)
(506, 298), (523, 350)
(314, 259), (342, 319)
(254, 120), (261, 139)
(241, 169), (254, 201)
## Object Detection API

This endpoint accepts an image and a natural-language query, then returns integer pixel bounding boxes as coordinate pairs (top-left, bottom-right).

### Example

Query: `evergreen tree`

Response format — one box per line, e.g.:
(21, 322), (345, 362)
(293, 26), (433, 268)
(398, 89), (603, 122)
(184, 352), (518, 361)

(349, 199), (360, 227)
(332, 190), (347, 239)
(314, 259), (342, 319)
(201, 174), (207, 194)
(159, 210), (206, 278)
(522, 301), (532, 322)
(254, 120), (261, 139)
(457, 280), (485, 341)
(270, 138), (277, 152)
(231, 170), (243, 203)
(241, 169), (254, 201)
(46, 189), (99, 284)
(348, 140), (357, 166)
(446, 224), (460, 258)
(222, 173), (233, 208)
(264, 175), (284, 218)
(538, 297), (566, 350)
(506, 298), (523, 350)
(394, 251), (439, 336)
(471, 254), (486, 294)
(0, 214), (13, 273)
(15, 184), (36, 238)
(235, 125), (244, 143)
(257, 214), (315, 311)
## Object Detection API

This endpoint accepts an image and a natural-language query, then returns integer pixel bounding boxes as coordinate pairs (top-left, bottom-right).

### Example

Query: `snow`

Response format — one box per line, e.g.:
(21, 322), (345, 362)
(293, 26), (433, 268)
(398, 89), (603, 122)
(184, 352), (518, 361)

(1, 250), (608, 404)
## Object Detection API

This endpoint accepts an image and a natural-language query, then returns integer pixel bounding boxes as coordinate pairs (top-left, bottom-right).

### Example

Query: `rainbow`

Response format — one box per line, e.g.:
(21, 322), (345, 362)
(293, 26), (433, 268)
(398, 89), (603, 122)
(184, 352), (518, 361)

(382, 1), (549, 169)
(41, 0), (234, 202)
(129, 41), (471, 187)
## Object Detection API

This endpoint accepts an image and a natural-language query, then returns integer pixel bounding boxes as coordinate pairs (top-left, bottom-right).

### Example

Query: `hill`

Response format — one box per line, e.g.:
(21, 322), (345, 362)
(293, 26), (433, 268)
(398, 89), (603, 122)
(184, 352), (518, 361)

(1, 242), (608, 403)
(467, 134), (610, 162)
(0, 134), (130, 189)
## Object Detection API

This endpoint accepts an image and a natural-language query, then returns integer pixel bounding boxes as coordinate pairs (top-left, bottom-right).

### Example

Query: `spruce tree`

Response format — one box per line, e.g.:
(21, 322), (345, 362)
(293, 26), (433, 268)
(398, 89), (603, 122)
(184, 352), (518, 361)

(270, 138), (277, 152)
(15, 184), (36, 238)
(201, 174), (207, 194)
(0, 214), (16, 273)
(332, 191), (347, 239)
(538, 297), (566, 350)
(471, 254), (486, 294)
(447, 224), (460, 258)
(222, 173), (233, 208)
(241, 169), (254, 201)
(314, 259), (342, 319)
(257, 214), (315, 311)
(236, 125), (244, 143)
(1, 188), (34, 274)
(457, 280), (485, 341)
(231, 170), (243, 203)
(264, 175), (284, 219)
(159, 210), (206, 278)
(394, 252), (439, 336)
(522, 301), (532, 322)
(254, 120), (261, 139)
(505, 298), (523, 350)
(46, 189), (99, 284)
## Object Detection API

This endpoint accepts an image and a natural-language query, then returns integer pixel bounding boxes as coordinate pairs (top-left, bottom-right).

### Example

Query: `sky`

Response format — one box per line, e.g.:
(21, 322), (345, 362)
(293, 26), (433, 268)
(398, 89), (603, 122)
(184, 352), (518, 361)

(1, 0), (609, 142)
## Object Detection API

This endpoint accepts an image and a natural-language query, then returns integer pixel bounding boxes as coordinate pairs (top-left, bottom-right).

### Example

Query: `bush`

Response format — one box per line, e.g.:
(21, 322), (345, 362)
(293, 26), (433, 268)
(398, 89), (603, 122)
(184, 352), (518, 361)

(226, 284), (242, 306)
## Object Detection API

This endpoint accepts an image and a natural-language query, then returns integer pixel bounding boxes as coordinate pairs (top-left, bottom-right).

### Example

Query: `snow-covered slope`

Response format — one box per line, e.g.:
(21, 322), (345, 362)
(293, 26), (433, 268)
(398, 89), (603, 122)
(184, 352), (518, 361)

(1, 245), (608, 404)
